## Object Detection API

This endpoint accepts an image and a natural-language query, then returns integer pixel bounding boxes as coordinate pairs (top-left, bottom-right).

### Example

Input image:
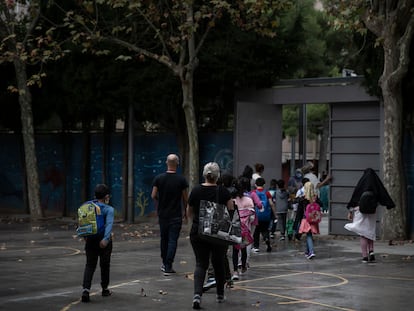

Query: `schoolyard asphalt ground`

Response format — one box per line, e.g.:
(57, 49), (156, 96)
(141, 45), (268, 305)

(1, 214), (414, 311)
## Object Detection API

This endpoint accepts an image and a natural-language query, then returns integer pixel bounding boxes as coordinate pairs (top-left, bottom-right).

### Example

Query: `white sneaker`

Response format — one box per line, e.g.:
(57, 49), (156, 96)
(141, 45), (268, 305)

(193, 294), (201, 309)
(252, 248), (260, 253)
(232, 272), (239, 281)
(307, 253), (315, 259)
(202, 278), (216, 292)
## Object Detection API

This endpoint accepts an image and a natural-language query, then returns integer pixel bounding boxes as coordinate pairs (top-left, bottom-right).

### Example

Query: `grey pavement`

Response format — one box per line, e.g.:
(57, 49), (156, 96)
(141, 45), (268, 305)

(1, 215), (414, 311)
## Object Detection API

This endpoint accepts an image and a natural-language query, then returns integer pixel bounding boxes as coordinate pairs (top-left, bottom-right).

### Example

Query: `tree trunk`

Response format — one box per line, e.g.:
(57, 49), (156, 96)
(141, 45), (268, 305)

(380, 83), (406, 240)
(103, 112), (114, 184)
(122, 105), (129, 221)
(61, 129), (69, 217)
(181, 75), (199, 190)
(81, 119), (91, 202)
(13, 59), (44, 220)
(379, 40), (407, 240)
(180, 3), (199, 190)
(363, 1), (414, 240)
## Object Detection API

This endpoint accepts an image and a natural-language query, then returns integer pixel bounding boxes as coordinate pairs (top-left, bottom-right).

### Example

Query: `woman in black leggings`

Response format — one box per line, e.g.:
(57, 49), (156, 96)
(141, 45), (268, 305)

(187, 162), (234, 309)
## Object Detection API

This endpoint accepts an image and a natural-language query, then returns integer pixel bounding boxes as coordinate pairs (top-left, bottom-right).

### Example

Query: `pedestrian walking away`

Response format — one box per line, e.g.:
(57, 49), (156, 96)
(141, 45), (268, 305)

(151, 154), (189, 275)
(275, 179), (289, 241)
(251, 163), (264, 189)
(187, 162), (234, 309)
(80, 184), (115, 303)
(298, 181), (321, 259)
(292, 177), (310, 241)
(267, 179), (278, 238)
(345, 168), (395, 263)
(202, 173), (237, 291)
(252, 177), (276, 253)
(232, 176), (257, 280)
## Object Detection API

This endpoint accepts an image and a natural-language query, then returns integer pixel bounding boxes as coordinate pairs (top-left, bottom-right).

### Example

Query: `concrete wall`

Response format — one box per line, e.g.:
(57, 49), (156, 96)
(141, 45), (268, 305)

(234, 100), (283, 183)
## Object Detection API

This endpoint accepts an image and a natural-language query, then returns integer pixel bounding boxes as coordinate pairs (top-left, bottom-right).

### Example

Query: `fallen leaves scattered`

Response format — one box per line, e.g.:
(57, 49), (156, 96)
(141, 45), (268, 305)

(388, 240), (414, 246)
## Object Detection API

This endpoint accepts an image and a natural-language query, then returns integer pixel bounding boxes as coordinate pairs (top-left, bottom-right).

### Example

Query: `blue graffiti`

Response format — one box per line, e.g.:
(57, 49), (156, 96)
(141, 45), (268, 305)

(0, 132), (233, 217)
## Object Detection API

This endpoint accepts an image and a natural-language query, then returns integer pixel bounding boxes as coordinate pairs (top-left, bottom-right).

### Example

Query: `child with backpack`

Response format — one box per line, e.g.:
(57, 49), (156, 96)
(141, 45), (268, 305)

(251, 177), (276, 253)
(232, 177), (257, 280)
(298, 181), (321, 259)
(78, 184), (115, 302)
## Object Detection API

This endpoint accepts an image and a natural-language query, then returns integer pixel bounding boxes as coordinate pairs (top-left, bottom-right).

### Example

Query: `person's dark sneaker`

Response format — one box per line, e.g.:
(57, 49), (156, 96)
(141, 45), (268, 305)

(160, 264), (165, 272)
(81, 290), (90, 302)
(226, 280), (233, 288)
(266, 240), (272, 252)
(216, 294), (225, 303)
(362, 257), (369, 263)
(307, 253), (315, 259)
(163, 268), (176, 276)
(102, 289), (112, 296)
(369, 251), (376, 262)
(202, 277), (216, 292)
(192, 294), (201, 309)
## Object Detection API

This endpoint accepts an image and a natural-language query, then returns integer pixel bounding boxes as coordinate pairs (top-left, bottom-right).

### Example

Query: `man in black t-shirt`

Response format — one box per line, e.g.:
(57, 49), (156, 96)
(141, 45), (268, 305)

(151, 154), (188, 275)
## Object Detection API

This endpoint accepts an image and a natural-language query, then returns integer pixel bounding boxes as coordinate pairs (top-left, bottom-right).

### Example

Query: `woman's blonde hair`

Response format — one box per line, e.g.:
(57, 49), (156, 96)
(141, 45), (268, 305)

(304, 181), (315, 202)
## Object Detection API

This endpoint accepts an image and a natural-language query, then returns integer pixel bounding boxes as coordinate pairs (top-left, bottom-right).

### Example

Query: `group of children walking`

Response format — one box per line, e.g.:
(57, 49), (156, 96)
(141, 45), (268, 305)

(210, 164), (323, 289)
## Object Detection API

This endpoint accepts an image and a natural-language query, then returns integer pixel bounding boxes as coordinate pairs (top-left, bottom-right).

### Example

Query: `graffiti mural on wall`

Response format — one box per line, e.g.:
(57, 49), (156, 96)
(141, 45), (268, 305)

(133, 133), (180, 217)
(0, 132), (233, 217)
(36, 135), (66, 214)
(133, 132), (233, 217)
(135, 189), (149, 217)
(0, 135), (24, 212)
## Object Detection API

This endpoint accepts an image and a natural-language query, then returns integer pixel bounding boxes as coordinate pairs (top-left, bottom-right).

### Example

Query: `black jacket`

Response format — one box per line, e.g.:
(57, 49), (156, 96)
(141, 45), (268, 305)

(347, 168), (395, 210)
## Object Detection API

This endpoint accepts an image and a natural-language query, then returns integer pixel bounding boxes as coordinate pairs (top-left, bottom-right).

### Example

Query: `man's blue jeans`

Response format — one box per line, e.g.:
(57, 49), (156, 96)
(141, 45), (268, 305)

(159, 216), (182, 271)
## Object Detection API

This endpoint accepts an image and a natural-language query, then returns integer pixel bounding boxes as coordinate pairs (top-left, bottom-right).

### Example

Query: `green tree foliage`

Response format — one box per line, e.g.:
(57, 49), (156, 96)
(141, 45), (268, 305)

(195, 0), (341, 131)
(61, 0), (293, 188)
(282, 104), (328, 138)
